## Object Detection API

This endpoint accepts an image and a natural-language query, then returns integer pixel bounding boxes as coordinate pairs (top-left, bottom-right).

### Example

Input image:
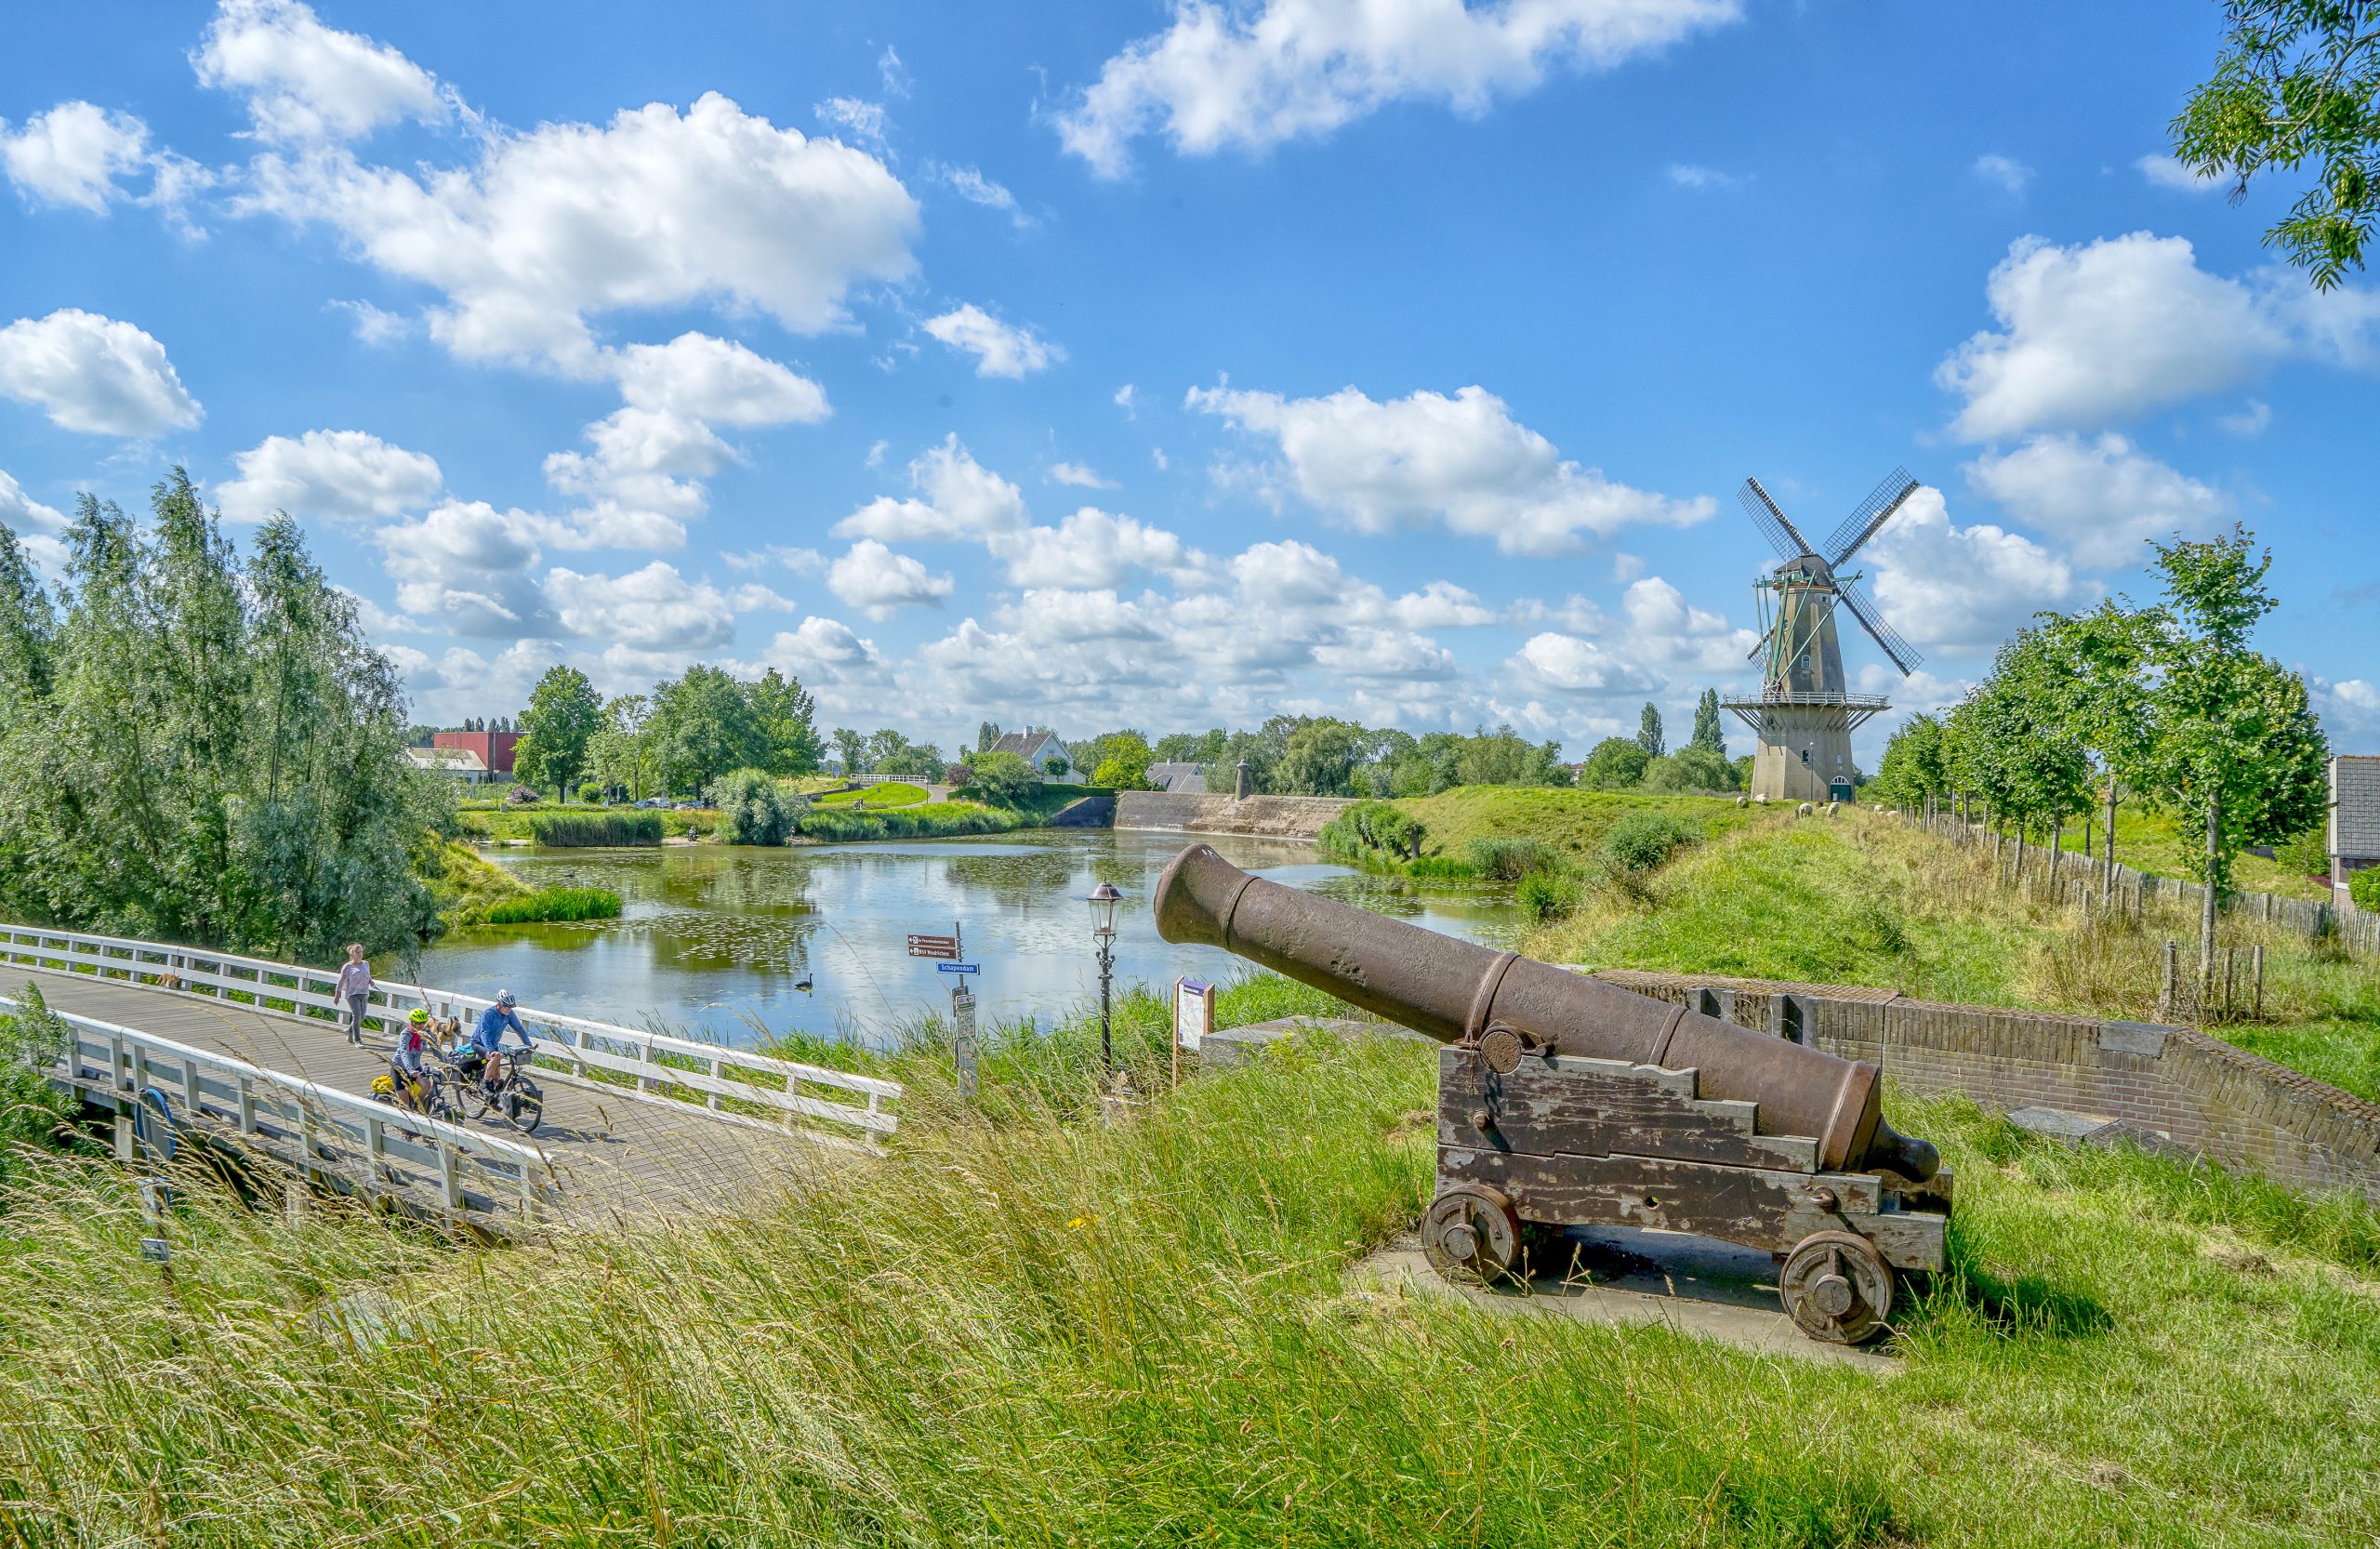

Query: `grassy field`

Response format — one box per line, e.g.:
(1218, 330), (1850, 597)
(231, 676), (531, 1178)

(1527, 809), (2380, 1099)
(1399, 786), (1754, 864)
(2043, 797), (2329, 902)
(6, 986), (2378, 1546)
(812, 780), (930, 810)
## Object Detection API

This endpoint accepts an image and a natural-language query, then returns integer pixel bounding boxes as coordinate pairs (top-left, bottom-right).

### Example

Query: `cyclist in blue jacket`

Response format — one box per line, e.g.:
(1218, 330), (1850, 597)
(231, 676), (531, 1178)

(454, 990), (530, 1094)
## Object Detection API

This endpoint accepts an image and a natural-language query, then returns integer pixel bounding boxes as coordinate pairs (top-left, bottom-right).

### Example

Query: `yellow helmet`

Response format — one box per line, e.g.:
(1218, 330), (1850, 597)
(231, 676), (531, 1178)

(407, 1007), (430, 1026)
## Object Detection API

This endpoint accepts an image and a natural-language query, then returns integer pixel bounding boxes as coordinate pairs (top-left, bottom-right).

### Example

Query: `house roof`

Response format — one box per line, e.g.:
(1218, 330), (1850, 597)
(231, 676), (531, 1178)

(2334, 755), (2380, 859)
(406, 747), (488, 774)
(987, 730), (1062, 760)
(1146, 761), (1207, 793)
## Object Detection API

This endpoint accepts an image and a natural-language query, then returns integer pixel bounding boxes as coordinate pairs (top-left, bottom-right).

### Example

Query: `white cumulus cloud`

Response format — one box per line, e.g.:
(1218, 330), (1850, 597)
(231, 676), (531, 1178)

(0, 470), (65, 534)
(245, 91), (919, 371)
(991, 508), (1212, 589)
(1861, 484), (2084, 654)
(1964, 433), (2230, 569)
(827, 539), (953, 617)
(1189, 381), (1710, 554)
(1055, 0), (1739, 176)
(0, 309), (202, 436)
(921, 304), (1062, 378)
(836, 436), (1028, 542)
(2136, 154), (2222, 192)
(218, 428), (442, 523)
(193, 0), (445, 143)
(1971, 153), (2032, 194)
(1, 101), (163, 211)
(543, 560), (759, 652)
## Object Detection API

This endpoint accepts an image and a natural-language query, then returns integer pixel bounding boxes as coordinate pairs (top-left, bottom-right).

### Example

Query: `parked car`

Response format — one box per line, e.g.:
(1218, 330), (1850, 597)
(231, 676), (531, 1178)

(635, 797), (668, 809)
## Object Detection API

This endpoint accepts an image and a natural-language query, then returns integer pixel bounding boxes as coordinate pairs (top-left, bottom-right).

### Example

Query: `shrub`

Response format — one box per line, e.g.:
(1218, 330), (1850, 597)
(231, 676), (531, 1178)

(1516, 870), (1586, 921)
(1317, 801), (1426, 866)
(798, 802), (1025, 841)
(1406, 855), (1478, 880)
(1600, 812), (1700, 872)
(0, 984), (78, 1177)
(708, 768), (806, 845)
(2352, 867), (2380, 912)
(482, 887), (624, 925)
(575, 782), (602, 804)
(1578, 737), (1650, 790)
(530, 813), (665, 847)
(969, 750), (1043, 807)
(1463, 835), (1558, 880)
(944, 764), (974, 787)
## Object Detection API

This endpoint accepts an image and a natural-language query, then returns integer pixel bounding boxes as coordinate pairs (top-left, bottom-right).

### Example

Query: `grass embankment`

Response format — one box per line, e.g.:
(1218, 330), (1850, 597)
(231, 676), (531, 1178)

(530, 812), (665, 847)
(2043, 796), (2330, 902)
(1528, 810), (2380, 1101)
(1402, 787), (1754, 864)
(458, 803), (711, 842)
(7, 986), (2379, 1545)
(795, 783), (1110, 843)
(812, 781), (929, 810)
(420, 840), (530, 929)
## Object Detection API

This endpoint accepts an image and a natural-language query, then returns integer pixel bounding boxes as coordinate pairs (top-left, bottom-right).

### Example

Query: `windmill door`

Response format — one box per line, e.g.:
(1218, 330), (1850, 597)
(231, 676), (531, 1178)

(1829, 778), (1854, 803)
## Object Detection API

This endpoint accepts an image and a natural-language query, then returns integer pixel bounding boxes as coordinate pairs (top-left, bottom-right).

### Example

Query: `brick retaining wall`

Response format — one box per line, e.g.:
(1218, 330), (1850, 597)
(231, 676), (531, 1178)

(1593, 969), (2380, 1204)
(1112, 791), (1355, 840)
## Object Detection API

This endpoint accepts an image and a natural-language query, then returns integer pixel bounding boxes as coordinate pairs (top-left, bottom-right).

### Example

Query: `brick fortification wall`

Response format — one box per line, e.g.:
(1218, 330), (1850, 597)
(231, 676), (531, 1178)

(1594, 969), (2380, 1205)
(1113, 792), (1355, 841)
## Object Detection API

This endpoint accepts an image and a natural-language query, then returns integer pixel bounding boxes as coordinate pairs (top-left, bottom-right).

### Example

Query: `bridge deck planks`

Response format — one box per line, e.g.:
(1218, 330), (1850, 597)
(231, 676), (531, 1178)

(13, 966), (848, 1227)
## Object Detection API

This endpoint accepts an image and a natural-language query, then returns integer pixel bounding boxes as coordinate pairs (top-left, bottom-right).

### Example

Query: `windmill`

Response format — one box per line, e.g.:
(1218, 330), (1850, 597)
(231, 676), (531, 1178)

(1721, 469), (1924, 802)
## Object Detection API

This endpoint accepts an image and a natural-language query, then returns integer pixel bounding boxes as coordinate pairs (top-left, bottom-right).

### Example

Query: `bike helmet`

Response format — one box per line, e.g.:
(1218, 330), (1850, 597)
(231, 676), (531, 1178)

(496, 989), (517, 1008)
(407, 1007), (430, 1026)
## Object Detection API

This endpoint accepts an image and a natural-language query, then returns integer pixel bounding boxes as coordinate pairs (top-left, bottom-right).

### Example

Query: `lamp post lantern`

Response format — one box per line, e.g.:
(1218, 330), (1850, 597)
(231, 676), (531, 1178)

(1087, 881), (1123, 1069)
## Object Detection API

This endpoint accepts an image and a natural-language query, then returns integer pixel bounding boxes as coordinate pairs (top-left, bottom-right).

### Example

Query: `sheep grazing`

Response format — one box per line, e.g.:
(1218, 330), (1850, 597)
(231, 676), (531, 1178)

(1736, 795), (1749, 808)
(1796, 801), (1813, 817)
(1826, 801), (1841, 816)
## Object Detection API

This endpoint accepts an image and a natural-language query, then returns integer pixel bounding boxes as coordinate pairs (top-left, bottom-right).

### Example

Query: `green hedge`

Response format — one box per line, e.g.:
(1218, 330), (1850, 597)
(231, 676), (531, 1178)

(530, 813), (666, 847)
(799, 802), (1025, 842)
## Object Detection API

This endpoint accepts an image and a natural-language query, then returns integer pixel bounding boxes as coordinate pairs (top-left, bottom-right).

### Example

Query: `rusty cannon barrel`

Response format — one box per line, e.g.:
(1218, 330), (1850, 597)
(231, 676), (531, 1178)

(1154, 843), (1937, 1180)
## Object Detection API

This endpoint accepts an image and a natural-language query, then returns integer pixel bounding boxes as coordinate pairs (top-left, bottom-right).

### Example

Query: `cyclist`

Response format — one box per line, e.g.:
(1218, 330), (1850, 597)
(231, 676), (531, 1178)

(456, 990), (532, 1095)
(390, 1007), (433, 1111)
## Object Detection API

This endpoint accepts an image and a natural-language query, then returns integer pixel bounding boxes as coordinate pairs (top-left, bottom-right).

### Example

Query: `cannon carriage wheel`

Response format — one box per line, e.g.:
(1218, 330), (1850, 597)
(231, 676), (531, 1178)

(1778, 1230), (1895, 1344)
(1421, 1183), (1523, 1282)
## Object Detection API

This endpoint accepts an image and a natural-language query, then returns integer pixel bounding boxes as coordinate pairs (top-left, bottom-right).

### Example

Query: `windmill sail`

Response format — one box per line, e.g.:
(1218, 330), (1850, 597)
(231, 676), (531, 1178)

(1822, 468), (1920, 569)
(1835, 576), (1923, 677)
(1738, 477), (1817, 562)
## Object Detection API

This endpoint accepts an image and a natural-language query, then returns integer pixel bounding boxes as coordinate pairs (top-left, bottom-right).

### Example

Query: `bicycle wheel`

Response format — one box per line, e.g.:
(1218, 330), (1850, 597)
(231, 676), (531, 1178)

(500, 1077), (543, 1134)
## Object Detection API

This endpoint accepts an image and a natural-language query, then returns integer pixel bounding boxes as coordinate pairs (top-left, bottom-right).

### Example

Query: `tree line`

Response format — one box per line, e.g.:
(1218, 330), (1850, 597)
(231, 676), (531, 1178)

(1867, 526), (2327, 995)
(0, 472), (443, 960)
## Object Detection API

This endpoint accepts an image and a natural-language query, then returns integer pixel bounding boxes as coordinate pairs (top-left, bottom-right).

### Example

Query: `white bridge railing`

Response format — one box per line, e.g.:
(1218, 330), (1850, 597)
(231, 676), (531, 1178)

(4, 994), (553, 1218)
(0, 924), (901, 1143)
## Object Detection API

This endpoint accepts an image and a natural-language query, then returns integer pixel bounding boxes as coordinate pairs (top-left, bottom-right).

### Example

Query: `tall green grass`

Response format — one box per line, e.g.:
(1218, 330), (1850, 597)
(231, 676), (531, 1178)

(4, 984), (2378, 1544)
(480, 885), (623, 924)
(529, 811), (665, 847)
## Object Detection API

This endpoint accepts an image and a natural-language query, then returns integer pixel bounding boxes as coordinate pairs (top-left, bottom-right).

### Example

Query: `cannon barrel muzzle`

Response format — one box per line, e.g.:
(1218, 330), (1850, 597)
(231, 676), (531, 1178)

(1155, 843), (1936, 1180)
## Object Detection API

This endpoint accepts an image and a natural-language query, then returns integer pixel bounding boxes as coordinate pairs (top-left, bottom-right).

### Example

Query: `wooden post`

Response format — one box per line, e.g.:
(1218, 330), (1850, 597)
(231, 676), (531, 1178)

(2156, 940), (2177, 1022)
(2254, 944), (2265, 1020)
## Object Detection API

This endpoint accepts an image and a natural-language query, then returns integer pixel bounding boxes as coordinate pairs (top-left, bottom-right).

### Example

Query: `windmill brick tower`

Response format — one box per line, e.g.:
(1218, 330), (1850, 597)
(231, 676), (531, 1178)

(1723, 470), (1924, 803)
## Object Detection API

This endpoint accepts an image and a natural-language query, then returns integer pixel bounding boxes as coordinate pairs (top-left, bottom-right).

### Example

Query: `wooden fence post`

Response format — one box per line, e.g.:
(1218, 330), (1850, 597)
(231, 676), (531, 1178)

(2156, 940), (2178, 1023)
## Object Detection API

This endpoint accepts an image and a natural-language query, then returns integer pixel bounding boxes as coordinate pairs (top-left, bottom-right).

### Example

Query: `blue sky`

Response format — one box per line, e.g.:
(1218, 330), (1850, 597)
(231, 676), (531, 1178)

(1, 0), (2373, 761)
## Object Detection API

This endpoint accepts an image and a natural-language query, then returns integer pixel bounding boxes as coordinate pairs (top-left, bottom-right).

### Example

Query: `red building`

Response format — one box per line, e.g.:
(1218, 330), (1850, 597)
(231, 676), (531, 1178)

(433, 729), (522, 774)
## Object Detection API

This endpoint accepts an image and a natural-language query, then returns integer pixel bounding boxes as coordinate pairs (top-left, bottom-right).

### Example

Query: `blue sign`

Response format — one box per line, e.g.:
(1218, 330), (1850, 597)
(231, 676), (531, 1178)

(937, 962), (980, 974)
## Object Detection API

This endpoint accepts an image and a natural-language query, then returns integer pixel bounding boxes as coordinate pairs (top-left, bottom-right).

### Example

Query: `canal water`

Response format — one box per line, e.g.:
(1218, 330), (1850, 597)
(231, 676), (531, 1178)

(403, 830), (1526, 1048)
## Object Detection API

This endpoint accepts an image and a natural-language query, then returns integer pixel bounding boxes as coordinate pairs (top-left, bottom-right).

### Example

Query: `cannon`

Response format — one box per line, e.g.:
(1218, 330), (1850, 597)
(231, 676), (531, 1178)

(1154, 844), (1950, 1344)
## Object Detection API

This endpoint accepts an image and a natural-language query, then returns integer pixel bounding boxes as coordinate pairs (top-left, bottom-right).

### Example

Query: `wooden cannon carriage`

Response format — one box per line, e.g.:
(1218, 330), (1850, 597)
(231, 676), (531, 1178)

(1155, 844), (1950, 1344)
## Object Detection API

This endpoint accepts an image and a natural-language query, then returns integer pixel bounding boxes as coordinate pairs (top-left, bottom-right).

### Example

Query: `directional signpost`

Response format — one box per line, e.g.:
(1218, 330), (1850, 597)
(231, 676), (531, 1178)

(911, 924), (979, 1101)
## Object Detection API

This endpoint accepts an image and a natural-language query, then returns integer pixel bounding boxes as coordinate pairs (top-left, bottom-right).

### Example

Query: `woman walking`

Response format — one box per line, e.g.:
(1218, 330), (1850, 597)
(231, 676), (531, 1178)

(337, 945), (373, 1044)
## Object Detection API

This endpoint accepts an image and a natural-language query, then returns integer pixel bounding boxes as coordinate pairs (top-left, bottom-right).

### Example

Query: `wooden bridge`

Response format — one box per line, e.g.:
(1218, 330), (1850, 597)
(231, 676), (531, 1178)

(0, 924), (904, 1233)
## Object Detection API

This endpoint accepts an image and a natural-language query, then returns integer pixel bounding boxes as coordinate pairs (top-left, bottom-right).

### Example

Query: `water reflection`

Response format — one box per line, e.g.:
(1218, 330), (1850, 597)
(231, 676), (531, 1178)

(403, 830), (1525, 1048)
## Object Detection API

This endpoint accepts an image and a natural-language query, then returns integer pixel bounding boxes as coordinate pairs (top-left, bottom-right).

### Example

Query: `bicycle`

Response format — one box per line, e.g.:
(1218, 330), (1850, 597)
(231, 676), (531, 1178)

(372, 1047), (463, 1128)
(462, 1044), (544, 1134)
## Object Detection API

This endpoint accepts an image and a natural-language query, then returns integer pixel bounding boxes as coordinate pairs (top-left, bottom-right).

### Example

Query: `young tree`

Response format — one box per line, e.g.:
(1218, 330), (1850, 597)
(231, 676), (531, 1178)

(745, 668), (825, 775)
(1871, 714), (1950, 812)
(831, 726), (867, 775)
(2030, 601), (2161, 886)
(1090, 730), (1157, 790)
(1636, 702), (1665, 759)
(879, 740), (945, 779)
(514, 666), (603, 795)
(1689, 688), (1726, 755)
(708, 768), (805, 845)
(976, 720), (1001, 753)
(2173, 1), (2380, 288)
(2132, 529), (2329, 998)
(588, 695), (654, 801)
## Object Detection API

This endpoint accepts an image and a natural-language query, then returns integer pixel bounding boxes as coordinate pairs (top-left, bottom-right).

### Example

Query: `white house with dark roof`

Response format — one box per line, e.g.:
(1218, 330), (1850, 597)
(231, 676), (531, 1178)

(985, 728), (1083, 784)
(2331, 755), (2380, 910)
(404, 746), (490, 784)
(1145, 761), (1208, 793)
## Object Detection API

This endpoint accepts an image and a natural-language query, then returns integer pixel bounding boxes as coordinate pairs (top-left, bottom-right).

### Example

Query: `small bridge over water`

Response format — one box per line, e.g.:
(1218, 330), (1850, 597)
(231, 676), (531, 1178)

(0, 924), (903, 1232)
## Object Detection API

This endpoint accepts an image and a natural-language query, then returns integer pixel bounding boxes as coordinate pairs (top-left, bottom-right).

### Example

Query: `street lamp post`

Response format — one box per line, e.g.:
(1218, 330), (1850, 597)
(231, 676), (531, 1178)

(1087, 881), (1122, 1070)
